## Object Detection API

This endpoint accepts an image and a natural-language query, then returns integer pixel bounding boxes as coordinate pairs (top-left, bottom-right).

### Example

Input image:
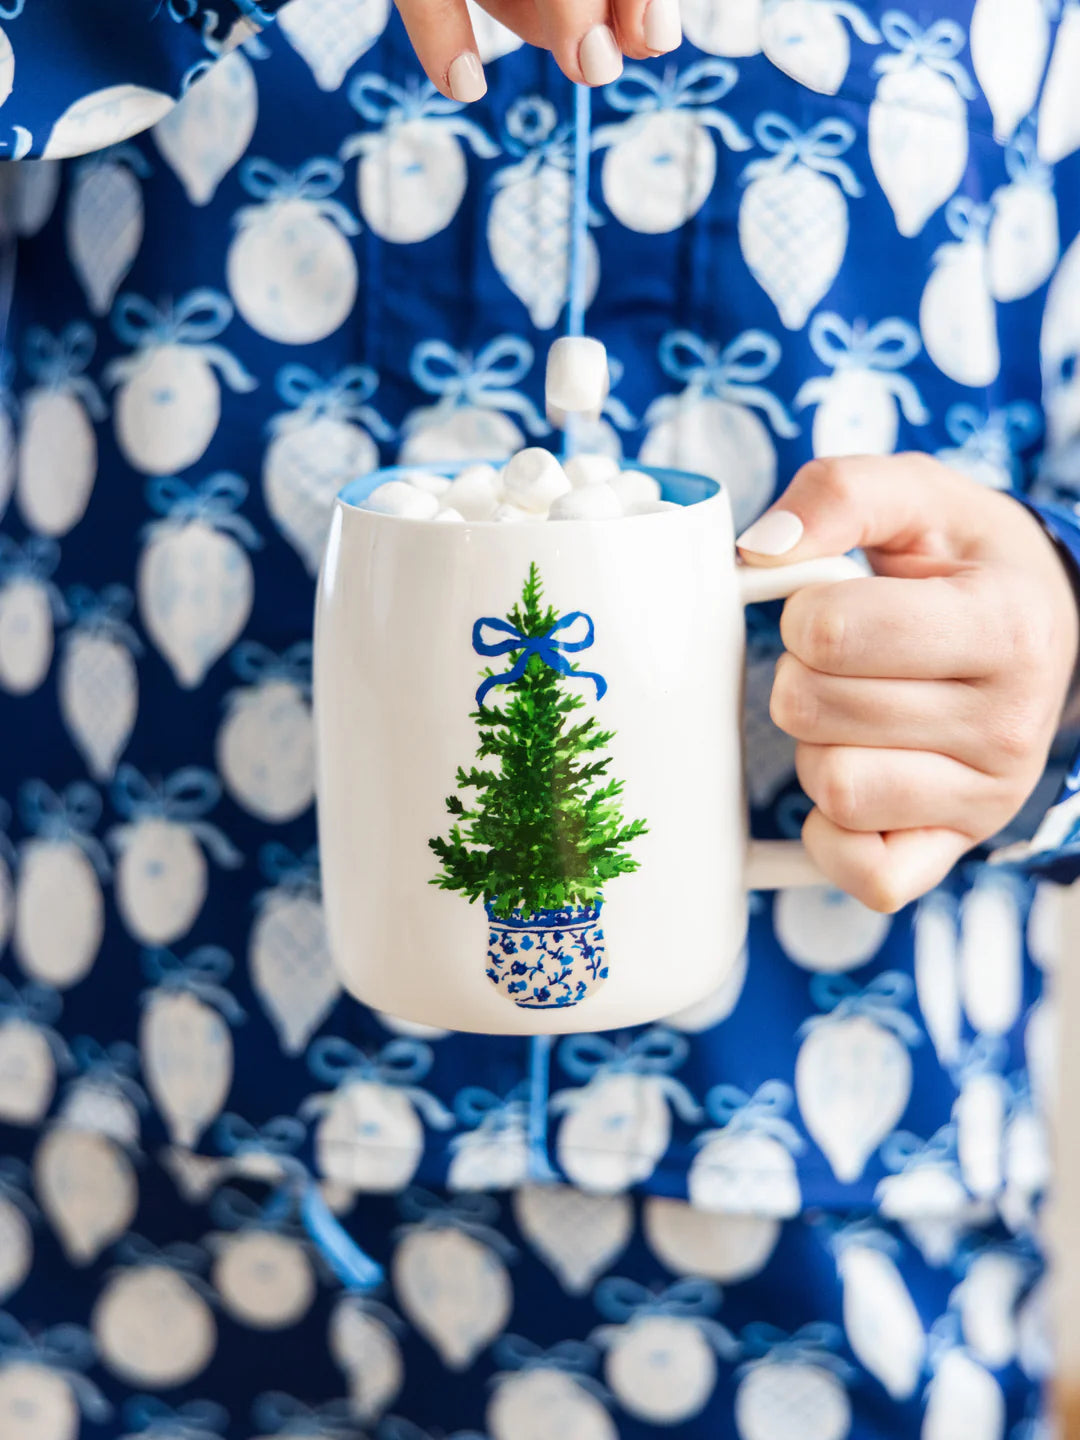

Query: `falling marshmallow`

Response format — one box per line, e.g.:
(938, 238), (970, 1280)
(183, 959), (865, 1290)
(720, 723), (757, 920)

(545, 336), (610, 421)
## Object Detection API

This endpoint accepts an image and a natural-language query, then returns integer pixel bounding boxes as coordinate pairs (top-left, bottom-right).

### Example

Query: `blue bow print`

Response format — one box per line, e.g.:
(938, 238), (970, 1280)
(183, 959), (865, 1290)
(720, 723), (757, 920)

(473, 611), (607, 708)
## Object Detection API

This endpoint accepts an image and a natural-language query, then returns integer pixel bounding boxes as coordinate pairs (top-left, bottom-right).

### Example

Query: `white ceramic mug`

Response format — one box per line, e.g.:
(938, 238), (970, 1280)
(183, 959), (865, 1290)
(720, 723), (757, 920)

(314, 464), (860, 1036)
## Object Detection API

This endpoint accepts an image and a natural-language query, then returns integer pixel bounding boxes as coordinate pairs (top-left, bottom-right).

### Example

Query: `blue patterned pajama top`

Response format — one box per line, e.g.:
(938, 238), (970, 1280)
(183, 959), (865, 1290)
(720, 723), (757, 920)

(2, 2), (1080, 1437)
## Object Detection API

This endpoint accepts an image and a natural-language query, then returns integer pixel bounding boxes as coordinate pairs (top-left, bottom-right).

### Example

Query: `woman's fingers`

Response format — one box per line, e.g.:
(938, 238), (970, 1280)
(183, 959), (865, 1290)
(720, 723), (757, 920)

(529, 0), (624, 85)
(794, 743), (1017, 839)
(394, 0), (488, 100)
(612, 0), (682, 58)
(801, 811), (972, 914)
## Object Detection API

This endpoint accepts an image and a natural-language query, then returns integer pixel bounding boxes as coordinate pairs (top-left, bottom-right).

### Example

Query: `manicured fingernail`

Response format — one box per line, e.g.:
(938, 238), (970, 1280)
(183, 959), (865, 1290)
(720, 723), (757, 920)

(644, 0), (682, 53)
(579, 24), (623, 86)
(448, 51), (487, 103)
(736, 510), (804, 555)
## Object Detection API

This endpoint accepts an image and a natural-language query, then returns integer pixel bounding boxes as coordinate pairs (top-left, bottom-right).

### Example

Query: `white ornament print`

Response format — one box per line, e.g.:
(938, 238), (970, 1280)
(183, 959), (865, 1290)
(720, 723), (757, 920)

(14, 781), (108, 990)
(105, 289), (256, 477)
(914, 893), (962, 1069)
(0, 1320), (109, 1440)
(153, 50), (258, 206)
(762, 0), (881, 95)
(33, 1123), (138, 1265)
(680, 0), (762, 55)
(17, 325), (104, 538)
(734, 1324), (854, 1440)
(832, 1227), (924, 1399)
(988, 136), (1059, 303)
(306, 1038), (453, 1193)
(0, 537), (65, 697)
(592, 1278), (734, 1425)
(486, 1339), (617, 1440)
(0, 1164), (33, 1302)
(58, 585), (141, 783)
(341, 75), (498, 244)
(110, 765), (241, 945)
(92, 1243), (217, 1388)
(689, 1081), (803, 1216)
(644, 1196), (780, 1283)
(227, 157), (360, 345)
(936, 401), (1043, 491)
(595, 61), (750, 234)
(249, 844), (339, 1057)
(488, 98), (599, 330)
(399, 334), (549, 463)
(551, 1029), (701, 1194)
(0, 980), (67, 1128)
(876, 1126), (990, 1268)
(217, 643), (314, 822)
(920, 199), (1000, 389)
(739, 113), (862, 331)
(262, 364), (390, 574)
(391, 1191), (514, 1371)
(138, 946), (245, 1148)
(512, 1184), (633, 1295)
(959, 877), (1024, 1037)
(952, 1247), (1031, 1370)
(328, 1296), (404, 1422)
(447, 1086), (531, 1192)
(921, 1340), (1005, 1440)
(136, 473), (259, 690)
(65, 145), (147, 318)
(640, 328), (798, 531)
(44, 85), (175, 161)
(868, 13), (974, 238)
(278, 0), (392, 91)
(796, 313), (929, 458)
(795, 973), (920, 1184)
(1038, 0), (1080, 165)
(775, 886), (890, 973)
(952, 1040), (1008, 1200)
(971, 0), (1050, 144)
(211, 1220), (316, 1331)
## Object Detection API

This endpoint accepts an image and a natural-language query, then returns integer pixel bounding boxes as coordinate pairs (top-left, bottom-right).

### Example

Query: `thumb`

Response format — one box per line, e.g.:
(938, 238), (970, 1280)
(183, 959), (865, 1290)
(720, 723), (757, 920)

(735, 454), (962, 568)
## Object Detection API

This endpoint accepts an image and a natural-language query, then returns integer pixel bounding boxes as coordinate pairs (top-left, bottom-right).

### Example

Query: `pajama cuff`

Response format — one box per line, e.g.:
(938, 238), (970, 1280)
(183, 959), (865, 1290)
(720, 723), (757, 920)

(986, 498), (1080, 879)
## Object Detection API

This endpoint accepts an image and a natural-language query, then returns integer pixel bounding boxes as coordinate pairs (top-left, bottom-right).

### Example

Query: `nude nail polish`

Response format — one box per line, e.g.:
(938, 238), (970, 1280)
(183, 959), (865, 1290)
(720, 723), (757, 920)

(579, 24), (623, 86)
(644, 0), (682, 54)
(448, 51), (487, 103)
(736, 510), (805, 555)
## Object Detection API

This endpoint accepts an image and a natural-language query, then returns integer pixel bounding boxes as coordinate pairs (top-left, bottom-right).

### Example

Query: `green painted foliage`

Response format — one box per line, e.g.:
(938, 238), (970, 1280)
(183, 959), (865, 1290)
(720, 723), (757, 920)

(430, 564), (647, 919)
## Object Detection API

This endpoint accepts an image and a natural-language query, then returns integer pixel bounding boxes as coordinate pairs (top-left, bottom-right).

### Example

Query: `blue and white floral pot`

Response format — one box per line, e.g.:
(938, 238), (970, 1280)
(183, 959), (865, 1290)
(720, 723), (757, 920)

(484, 901), (607, 1009)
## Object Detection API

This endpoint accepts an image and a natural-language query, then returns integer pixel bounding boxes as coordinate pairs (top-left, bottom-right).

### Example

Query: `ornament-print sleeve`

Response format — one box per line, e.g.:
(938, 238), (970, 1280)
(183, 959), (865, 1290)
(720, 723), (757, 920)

(985, 499), (1080, 876)
(0, 0), (290, 161)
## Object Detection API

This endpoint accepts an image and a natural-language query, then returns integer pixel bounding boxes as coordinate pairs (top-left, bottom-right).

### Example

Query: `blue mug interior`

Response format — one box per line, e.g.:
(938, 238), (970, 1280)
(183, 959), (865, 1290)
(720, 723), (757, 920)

(338, 461), (721, 511)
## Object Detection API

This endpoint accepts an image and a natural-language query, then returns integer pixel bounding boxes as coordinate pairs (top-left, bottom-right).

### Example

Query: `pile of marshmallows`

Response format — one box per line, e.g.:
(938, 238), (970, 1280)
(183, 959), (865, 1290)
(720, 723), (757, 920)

(360, 337), (679, 525)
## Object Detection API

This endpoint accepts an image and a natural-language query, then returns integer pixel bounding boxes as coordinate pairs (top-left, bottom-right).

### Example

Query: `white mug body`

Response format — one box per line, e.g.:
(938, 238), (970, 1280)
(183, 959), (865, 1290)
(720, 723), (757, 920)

(314, 466), (750, 1035)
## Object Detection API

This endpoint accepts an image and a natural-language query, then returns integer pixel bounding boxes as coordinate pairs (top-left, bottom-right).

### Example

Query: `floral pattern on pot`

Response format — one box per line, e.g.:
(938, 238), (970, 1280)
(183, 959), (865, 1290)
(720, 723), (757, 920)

(485, 902), (607, 1008)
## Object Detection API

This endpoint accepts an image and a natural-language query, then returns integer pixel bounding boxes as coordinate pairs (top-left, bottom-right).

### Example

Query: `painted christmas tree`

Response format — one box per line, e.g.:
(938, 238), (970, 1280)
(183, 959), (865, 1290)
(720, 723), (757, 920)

(430, 564), (647, 1009)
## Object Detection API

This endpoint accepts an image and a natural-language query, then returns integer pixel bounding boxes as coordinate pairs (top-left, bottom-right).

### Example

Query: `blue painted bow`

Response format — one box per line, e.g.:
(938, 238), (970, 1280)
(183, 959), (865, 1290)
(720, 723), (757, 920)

(472, 611), (607, 708)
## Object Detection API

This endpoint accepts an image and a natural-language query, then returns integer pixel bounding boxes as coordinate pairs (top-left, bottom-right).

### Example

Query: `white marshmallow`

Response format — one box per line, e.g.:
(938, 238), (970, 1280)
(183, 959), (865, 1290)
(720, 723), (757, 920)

(493, 502), (545, 523)
(361, 480), (440, 519)
(501, 448), (570, 512)
(548, 484), (623, 521)
(442, 464), (501, 521)
(563, 452), (620, 488)
(609, 469), (662, 508)
(404, 471), (452, 497)
(545, 336), (610, 420)
(433, 507), (465, 523)
(625, 499), (680, 516)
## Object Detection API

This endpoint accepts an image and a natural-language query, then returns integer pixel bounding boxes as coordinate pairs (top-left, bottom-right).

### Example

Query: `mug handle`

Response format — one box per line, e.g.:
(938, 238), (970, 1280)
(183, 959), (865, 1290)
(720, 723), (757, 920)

(739, 555), (866, 892)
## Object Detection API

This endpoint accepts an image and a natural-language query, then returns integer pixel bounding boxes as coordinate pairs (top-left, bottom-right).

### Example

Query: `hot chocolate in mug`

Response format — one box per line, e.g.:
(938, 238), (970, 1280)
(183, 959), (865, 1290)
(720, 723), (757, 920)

(314, 463), (861, 1035)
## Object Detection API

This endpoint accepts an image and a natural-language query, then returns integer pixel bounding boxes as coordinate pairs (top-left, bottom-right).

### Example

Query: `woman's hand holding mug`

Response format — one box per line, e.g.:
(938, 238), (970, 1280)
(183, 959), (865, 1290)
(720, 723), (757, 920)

(737, 454), (1080, 913)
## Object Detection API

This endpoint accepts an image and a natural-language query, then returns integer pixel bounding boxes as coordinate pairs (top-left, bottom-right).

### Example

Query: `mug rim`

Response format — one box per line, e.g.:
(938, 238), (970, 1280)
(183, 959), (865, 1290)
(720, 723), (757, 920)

(337, 459), (724, 522)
